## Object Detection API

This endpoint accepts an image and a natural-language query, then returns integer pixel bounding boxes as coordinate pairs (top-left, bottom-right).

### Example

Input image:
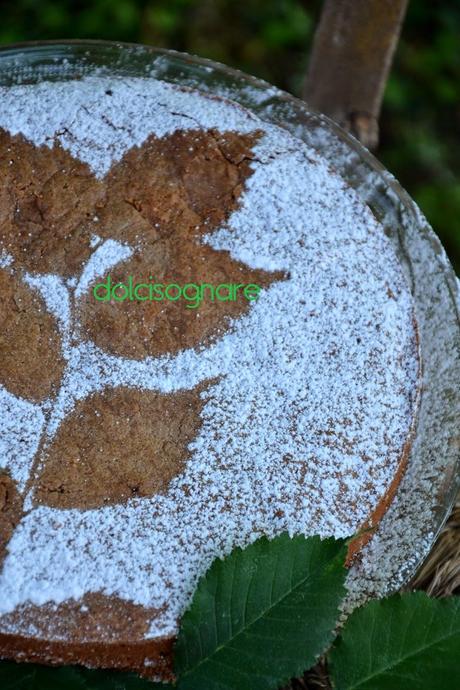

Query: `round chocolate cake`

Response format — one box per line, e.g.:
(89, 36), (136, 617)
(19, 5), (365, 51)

(0, 75), (420, 678)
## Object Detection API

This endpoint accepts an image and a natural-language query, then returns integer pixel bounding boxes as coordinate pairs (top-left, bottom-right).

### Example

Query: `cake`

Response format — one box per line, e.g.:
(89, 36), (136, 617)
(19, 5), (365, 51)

(0, 75), (420, 679)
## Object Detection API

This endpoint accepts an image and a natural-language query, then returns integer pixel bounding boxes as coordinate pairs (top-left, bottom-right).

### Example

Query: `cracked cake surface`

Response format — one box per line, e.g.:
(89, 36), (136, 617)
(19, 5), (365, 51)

(0, 75), (420, 677)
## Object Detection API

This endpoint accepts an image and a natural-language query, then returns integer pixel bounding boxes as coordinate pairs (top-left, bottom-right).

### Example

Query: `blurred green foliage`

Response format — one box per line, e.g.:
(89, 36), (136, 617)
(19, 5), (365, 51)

(0, 0), (458, 273)
(381, 2), (460, 275)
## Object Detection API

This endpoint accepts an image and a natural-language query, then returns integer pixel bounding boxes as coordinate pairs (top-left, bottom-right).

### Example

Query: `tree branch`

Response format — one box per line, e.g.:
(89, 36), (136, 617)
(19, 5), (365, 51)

(303, 0), (409, 149)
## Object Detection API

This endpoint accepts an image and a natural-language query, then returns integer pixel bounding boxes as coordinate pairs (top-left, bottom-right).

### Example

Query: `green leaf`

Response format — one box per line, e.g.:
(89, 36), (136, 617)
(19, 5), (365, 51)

(175, 534), (347, 690)
(0, 661), (164, 689)
(329, 592), (460, 690)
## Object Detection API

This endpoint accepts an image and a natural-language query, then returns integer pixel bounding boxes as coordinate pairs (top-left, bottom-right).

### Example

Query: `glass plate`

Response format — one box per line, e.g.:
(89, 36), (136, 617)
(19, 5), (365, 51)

(0, 39), (458, 608)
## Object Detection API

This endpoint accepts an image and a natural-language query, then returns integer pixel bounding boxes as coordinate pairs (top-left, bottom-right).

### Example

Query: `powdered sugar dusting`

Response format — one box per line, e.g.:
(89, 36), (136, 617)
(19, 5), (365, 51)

(24, 273), (71, 336)
(294, 112), (459, 607)
(0, 77), (261, 178)
(0, 386), (45, 491)
(0, 250), (13, 268)
(74, 238), (133, 299)
(0, 76), (420, 639)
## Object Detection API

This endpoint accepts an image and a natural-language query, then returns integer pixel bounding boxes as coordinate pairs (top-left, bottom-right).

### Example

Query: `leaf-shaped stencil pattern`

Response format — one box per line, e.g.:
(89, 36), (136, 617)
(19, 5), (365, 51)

(0, 471), (22, 562)
(1, 127), (284, 359)
(0, 268), (64, 402)
(79, 129), (284, 359)
(329, 593), (460, 690)
(174, 534), (347, 690)
(0, 129), (105, 277)
(33, 384), (208, 509)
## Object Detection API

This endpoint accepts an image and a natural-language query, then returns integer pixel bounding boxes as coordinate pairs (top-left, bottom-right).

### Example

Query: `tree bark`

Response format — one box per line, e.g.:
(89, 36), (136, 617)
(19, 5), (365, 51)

(303, 0), (409, 149)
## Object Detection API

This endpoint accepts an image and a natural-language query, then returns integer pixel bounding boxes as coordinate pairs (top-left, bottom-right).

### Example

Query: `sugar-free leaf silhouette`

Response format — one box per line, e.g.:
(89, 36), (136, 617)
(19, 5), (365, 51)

(329, 592), (460, 690)
(0, 127), (282, 509)
(0, 267), (64, 402)
(79, 129), (284, 358)
(0, 128), (106, 277)
(33, 384), (208, 509)
(174, 533), (347, 690)
(1, 127), (284, 359)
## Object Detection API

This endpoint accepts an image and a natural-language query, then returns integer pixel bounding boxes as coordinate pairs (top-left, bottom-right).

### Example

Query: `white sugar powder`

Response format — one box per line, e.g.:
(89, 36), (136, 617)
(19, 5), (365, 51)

(0, 386), (45, 491)
(24, 273), (71, 336)
(0, 250), (13, 268)
(74, 238), (133, 299)
(0, 77), (419, 638)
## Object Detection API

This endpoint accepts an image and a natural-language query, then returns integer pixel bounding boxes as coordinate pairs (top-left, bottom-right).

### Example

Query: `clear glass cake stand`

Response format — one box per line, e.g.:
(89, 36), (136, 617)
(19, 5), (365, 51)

(0, 39), (458, 606)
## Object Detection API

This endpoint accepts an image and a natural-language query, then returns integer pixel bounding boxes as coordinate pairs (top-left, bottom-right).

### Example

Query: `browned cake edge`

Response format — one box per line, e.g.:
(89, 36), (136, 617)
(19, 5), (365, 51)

(0, 631), (175, 680)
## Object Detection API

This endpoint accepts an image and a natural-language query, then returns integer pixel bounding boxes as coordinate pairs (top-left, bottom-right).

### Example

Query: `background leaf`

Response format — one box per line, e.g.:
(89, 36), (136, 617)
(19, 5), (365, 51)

(329, 592), (460, 690)
(175, 533), (347, 690)
(0, 661), (163, 689)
